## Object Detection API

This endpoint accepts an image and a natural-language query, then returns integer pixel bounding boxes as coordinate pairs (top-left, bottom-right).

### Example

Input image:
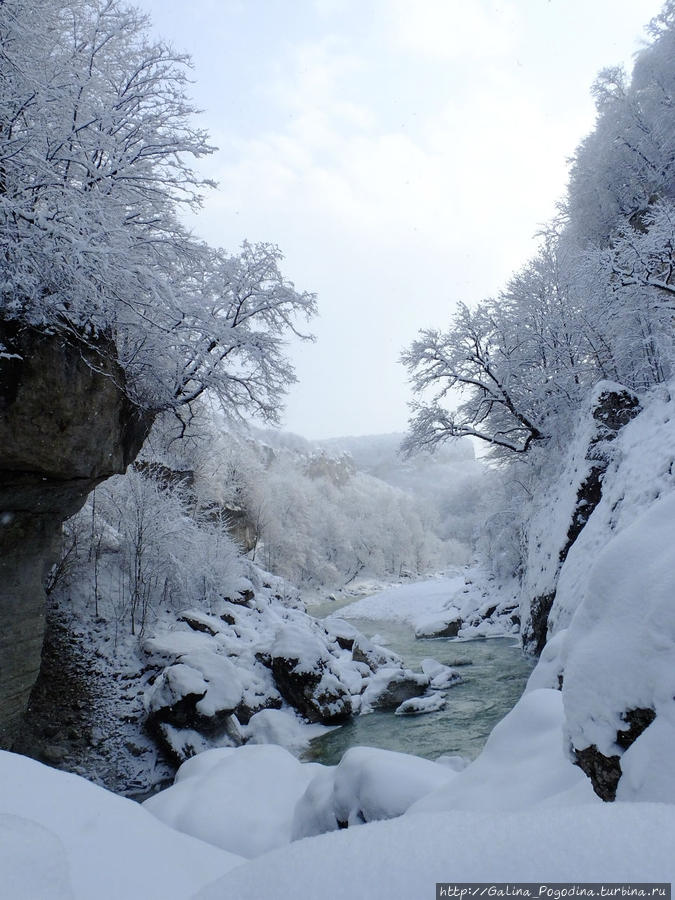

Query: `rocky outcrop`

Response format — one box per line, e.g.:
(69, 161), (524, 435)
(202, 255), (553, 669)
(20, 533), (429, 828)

(414, 614), (463, 639)
(360, 667), (430, 711)
(521, 385), (641, 655)
(270, 655), (353, 725)
(0, 323), (150, 748)
(573, 707), (656, 801)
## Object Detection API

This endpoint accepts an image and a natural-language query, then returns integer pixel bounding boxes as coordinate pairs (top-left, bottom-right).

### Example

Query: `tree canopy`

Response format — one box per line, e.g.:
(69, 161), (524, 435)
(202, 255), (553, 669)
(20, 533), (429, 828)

(403, 4), (675, 459)
(0, 0), (316, 420)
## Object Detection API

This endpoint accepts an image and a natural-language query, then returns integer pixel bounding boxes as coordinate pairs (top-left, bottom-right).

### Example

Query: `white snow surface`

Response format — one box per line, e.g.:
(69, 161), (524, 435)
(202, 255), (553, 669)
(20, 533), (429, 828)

(195, 803), (675, 900)
(560, 490), (675, 760)
(338, 573), (466, 625)
(547, 381), (675, 637)
(337, 568), (518, 637)
(144, 744), (327, 858)
(409, 688), (596, 814)
(394, 693), (447, 715)
(241, 707), (336, 753)
(0, 751), (241, 900)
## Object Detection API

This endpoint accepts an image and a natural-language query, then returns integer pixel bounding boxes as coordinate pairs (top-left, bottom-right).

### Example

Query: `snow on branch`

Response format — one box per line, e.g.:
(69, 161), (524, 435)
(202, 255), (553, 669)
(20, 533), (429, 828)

(0, 0), (315, 420)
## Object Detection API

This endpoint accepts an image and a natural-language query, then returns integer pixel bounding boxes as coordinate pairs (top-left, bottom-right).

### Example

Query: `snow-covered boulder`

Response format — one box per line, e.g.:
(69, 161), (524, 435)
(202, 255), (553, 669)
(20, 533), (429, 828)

(144, 744), (327, 859)
(360, 667), (429, 712)
(395, 693), (446, 715)
(414, 609), (462, 638)
(143, 635), (248, 763)
(269, 624), (353, 724)
(291, 746), (454, 838)
(351, 634), (402, 670)
(420, 658), (462, 690)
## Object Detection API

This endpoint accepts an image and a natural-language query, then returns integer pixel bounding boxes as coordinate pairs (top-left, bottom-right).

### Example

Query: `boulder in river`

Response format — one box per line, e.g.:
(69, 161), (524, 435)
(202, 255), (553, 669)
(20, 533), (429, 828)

(360, 667), (430, 711)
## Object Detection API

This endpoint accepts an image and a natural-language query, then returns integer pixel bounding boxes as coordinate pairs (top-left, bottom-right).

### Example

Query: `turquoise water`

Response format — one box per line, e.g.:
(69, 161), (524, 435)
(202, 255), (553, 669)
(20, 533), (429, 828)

(304, 610), (534, 766)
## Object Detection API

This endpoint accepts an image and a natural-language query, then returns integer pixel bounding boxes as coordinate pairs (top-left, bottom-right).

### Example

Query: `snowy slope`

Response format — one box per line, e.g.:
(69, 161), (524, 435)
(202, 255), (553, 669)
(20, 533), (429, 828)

(0, 751), (241, 900)
(523, 380), (675, 798)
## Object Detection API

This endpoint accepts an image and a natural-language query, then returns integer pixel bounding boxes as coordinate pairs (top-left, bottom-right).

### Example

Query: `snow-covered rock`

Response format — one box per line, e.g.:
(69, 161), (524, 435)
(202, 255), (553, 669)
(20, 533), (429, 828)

(141, 577), (413, 763)
(269, 624), (353, 724)
(291, 746), (454, 839)
(395, 693), (446, 715)
(144, 744), (327, 858)
(524, 381), (675, 799)
(360, 667), (429, 712)
(420, 658), (462, 690)
(520, 382), (642, 654)
(414, 609), (462, 638)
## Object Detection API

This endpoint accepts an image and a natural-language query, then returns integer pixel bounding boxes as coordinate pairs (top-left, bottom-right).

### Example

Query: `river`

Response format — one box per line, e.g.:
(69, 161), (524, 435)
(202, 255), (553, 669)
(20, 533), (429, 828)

(304, 598), (534, 766)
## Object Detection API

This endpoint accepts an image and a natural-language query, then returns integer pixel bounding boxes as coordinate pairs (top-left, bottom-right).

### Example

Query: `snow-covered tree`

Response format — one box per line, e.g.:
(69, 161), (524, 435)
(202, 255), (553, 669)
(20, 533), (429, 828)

(402, 240), (594, 456)
(0, 0), (315, 422)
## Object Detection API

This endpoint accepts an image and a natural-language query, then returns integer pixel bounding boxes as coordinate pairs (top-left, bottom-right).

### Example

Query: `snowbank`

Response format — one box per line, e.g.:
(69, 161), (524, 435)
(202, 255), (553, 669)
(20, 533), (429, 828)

(0, 751), (241, 900)
(560, 491), (675, 797)
(339, 569), (519, 638)
(144, 744), (326, 858)
(523, 382), (675, 799)
(195, 803), (675, 900)
(408, 689), (595, 814)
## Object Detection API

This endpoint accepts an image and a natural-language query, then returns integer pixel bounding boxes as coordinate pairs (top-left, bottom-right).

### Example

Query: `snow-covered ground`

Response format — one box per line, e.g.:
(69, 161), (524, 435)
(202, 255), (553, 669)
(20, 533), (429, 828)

(3, 685), (673, 898)
(5, 385), (675, 897)
(337, 567), (519, 639)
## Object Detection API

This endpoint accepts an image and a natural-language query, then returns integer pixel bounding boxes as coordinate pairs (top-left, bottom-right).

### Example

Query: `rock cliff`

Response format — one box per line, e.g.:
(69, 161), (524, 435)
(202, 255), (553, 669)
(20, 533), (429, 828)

(0, 323), (150, 747)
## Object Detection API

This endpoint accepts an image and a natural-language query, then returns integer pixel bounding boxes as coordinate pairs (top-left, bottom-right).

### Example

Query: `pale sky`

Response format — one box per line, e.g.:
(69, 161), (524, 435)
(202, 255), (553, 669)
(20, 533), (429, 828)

(135, 0), (664, 439)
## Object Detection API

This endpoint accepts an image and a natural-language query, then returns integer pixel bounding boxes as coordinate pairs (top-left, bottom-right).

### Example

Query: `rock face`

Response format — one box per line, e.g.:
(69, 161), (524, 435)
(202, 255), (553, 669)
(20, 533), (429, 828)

(270, 655), (353, 725)
(573, 708), (656, 801)
(0, 324), (150, 747)
(521, 385), (641, 655)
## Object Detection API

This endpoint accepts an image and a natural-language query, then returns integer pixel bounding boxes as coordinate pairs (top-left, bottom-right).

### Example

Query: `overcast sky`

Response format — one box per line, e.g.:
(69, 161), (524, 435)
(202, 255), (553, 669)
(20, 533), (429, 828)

(135, 0), (664, 440)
